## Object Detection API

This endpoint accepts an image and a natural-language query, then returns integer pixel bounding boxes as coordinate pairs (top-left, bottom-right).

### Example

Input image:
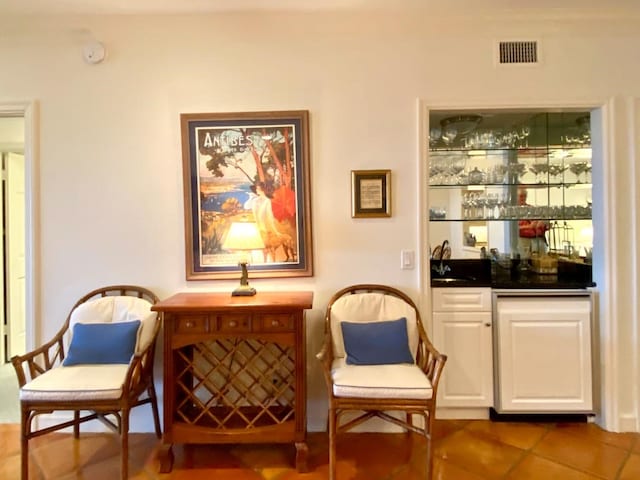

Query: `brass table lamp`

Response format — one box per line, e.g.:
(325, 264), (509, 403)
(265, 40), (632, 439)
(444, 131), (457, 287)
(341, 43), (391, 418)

(222, 220), (265, 296)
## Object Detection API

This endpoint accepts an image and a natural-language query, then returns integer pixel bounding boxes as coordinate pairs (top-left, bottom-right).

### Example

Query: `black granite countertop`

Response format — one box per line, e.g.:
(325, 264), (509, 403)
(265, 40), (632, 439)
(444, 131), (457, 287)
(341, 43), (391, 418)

(491, 268), (595, 289)
(430, 258), (595, 289)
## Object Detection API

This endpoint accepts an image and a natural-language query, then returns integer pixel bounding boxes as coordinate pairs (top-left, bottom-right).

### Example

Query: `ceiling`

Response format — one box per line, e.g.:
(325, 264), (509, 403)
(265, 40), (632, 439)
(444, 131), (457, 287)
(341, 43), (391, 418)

(1, 0), (639, 15)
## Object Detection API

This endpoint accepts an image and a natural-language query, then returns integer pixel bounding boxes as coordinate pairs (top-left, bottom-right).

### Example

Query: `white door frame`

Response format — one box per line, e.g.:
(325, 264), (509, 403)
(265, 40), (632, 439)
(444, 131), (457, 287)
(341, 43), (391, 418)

(0, 101), (37, 354)
(418, 98), (621, 431)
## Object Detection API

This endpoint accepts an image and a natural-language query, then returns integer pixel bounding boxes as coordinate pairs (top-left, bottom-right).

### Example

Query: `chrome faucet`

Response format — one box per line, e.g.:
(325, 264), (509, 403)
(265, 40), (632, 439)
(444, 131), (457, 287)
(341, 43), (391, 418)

(431, 240), (451, 276)
(432, 262), (451, 276)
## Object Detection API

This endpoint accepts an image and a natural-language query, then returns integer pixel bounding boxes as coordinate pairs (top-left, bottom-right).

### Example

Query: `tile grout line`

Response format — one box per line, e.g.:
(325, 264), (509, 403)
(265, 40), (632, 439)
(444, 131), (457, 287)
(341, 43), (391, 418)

(496, 422), (555, 479)
(530, 424), (631, 480)
(613, 432), (640, 480)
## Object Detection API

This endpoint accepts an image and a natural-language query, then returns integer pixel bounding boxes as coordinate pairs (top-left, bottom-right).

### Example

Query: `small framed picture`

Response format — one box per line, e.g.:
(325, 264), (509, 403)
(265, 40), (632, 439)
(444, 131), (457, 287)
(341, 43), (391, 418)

(351, 169), (391, 218)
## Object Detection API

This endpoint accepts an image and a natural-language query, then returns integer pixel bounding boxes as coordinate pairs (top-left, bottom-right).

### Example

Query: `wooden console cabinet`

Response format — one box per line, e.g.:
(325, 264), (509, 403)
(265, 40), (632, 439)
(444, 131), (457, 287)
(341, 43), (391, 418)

(151, 291), (313, 473)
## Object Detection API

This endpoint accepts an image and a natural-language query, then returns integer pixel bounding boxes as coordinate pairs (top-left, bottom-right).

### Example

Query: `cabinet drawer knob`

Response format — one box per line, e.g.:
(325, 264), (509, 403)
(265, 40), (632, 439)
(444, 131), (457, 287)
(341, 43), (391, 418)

(185, 320), (194, 328)
(271, 319), (280, 327)
(229, 320), (237, 327)
(484, 323), (492, 327)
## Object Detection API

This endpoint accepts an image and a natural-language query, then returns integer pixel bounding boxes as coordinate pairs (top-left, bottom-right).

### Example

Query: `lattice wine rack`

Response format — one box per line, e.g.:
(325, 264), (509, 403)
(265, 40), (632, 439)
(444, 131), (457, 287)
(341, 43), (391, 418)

(174, 338), (296, 430)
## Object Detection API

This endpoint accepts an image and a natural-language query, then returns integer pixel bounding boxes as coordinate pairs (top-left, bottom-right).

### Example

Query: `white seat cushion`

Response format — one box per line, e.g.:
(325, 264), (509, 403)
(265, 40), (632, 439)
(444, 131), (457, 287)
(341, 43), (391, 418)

(331, 358), (433, 400)
(20, 364), (130, 402)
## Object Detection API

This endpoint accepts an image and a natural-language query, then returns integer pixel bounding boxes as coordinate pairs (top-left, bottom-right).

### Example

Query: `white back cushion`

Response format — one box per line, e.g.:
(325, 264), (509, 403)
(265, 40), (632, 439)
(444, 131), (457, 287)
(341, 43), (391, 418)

(69, 296), (158, 353)
(330, 292), (418, 359)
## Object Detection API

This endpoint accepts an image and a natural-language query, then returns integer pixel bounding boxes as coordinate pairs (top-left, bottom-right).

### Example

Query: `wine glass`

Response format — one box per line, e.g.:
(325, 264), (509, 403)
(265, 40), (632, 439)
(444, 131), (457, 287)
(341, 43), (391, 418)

(529, 163), (548, 184)
(569, 161), (589, 183)
(449, 156), (467, 184)
(441, 126), (458, 145)
(548, 163), (568, 183)
(429, 128), (442, 148)
(507, 163), (526, 183)
(519, 126), (531, 148)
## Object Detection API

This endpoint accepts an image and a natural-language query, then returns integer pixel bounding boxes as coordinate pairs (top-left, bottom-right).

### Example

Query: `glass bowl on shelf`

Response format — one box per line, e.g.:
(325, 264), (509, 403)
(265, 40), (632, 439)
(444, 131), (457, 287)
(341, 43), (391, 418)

(429, 207), (447, 220)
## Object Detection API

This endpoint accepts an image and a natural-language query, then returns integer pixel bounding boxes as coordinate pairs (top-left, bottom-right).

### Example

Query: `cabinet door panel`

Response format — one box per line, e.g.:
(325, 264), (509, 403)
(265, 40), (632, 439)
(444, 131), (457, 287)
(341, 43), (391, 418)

(432, 288), (492, 312)
(496, 297), (592, 412)
(433, 311), (493, 407)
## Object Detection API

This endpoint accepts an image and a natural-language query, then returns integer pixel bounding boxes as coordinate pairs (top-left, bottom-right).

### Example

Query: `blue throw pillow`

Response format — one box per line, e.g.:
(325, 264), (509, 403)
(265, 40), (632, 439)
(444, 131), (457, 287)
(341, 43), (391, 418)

(63, 320), (141, 366)
(340, 317), (414, 365)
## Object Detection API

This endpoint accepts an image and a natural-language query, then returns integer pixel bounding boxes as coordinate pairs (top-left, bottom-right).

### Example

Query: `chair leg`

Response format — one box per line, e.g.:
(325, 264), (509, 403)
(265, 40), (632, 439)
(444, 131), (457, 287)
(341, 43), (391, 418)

(425, 432), (433, 480)
(403, 413), (414, 465)
(148, 383), (162, 439)
(20, 404), (29, 480)
(73, 410), (80, 438)
(329, 407), (337, 480)
(425, 411), (435, 480)
(121, 408), (130, 480)
(405, 412), (413, 435)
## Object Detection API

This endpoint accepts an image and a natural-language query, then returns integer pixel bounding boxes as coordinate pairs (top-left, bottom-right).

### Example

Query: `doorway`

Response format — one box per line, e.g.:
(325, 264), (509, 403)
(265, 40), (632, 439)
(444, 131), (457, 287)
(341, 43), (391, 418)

(3, 151), (26, 361)
(0, 119), (25, 363)
(0, 103), (34, 424)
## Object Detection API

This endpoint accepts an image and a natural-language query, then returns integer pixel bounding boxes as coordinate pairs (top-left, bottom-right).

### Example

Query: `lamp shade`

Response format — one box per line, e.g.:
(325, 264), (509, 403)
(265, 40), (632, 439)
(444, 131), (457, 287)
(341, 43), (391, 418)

(222, 221), (265, 251)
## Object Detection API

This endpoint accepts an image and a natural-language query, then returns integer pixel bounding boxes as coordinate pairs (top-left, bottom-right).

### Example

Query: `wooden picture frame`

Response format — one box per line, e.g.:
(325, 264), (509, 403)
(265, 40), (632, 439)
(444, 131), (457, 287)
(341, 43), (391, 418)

(181, 110), (313, 280)
(351, 169), (392, 218)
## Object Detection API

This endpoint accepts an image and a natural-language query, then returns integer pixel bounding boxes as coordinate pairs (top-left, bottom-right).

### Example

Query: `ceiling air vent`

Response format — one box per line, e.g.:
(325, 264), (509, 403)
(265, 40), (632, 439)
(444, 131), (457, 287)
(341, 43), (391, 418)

(497, 41), (539, 65)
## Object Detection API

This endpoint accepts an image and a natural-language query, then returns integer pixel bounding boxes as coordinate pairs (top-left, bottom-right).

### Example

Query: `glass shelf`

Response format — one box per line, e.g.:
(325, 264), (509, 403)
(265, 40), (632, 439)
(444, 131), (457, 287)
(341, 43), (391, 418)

(429, 216), (592, 222)
(429, 182), (592, 188)
(427, 110), (593, 256)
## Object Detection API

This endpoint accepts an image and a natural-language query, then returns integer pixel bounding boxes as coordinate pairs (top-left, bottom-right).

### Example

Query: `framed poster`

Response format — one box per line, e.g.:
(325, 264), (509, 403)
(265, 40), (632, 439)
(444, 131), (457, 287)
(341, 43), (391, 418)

(181, 110), (313, 280)
(351, 169), (392, 218)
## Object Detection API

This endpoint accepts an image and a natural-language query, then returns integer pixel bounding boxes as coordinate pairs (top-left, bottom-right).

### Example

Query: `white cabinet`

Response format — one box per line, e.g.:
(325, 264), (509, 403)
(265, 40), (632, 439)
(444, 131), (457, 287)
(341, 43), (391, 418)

(494, 294), (593, 413)
(432, 288), (493, 409)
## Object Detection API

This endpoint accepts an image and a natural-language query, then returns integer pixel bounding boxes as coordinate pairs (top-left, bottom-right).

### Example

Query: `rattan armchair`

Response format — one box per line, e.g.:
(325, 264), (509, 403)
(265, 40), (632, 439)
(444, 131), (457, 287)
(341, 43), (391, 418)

(11, 285), (163, 480)
(317, 284), (447, 480)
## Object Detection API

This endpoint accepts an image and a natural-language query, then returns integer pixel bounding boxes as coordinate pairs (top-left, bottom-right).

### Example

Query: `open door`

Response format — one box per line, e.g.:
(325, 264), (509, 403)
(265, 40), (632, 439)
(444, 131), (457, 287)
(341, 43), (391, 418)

(6, 152), (26, 358)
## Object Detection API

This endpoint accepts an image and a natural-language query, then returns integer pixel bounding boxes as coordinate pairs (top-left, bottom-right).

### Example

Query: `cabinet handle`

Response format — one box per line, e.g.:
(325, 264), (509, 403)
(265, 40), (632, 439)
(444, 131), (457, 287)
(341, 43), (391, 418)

(185, 320), (194, 328)
(229, 320), (237, 327)
(271, 319), (280, 327)
(484, 323), (492, 327)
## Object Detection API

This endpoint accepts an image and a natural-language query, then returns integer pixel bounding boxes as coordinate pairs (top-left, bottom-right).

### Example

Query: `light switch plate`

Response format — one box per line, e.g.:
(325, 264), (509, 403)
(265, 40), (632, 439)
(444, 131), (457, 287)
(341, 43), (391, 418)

(401, 250), (415, 270)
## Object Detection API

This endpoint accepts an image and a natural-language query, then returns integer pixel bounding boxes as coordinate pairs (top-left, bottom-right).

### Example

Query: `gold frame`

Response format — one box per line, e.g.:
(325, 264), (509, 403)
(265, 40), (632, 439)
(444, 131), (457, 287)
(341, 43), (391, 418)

(351, 169), (392, 218)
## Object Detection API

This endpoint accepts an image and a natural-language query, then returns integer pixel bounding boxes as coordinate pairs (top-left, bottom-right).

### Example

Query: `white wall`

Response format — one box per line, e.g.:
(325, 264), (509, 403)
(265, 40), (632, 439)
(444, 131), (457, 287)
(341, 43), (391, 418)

(0, 117), (24, 148)
(1, 9), (639, 433)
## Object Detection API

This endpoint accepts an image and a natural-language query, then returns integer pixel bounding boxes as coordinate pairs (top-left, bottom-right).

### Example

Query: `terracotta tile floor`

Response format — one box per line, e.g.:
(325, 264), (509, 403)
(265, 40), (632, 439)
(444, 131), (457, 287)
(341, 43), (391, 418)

(1, 419), (640, 479)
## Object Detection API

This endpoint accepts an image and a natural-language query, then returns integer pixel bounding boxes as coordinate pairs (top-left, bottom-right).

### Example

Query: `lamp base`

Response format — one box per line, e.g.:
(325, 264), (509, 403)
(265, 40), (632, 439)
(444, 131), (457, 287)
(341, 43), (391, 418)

(231, 285), (257, 297)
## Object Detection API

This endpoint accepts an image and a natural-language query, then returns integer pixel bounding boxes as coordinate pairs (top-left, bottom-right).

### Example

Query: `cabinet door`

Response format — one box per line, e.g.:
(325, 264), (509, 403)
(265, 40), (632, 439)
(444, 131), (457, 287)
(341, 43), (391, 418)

(495, 297), (592, 412)
(433, 311), (493, 407)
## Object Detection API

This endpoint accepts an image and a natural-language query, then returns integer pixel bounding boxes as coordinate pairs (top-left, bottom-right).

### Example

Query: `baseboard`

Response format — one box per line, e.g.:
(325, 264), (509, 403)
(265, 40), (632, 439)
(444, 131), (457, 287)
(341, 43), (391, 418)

(436, 408), (490, 420)
(618, 414), (638, 432)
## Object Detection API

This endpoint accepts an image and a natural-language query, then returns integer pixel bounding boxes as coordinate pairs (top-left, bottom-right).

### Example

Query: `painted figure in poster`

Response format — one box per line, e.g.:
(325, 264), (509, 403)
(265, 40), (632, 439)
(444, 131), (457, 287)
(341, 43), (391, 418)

(244, 182), (296, 262)
(196, 125), (298, 266)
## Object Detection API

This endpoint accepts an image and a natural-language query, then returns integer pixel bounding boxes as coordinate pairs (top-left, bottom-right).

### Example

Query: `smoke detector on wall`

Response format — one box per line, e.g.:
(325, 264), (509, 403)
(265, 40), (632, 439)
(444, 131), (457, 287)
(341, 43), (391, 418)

(82, 41), (106, 64)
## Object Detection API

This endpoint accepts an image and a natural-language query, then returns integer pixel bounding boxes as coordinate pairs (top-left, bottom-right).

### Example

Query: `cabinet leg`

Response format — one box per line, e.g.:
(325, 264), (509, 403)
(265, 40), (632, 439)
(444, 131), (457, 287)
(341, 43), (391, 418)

(158, 443), (174, 473)
(295, 441), (309, 472)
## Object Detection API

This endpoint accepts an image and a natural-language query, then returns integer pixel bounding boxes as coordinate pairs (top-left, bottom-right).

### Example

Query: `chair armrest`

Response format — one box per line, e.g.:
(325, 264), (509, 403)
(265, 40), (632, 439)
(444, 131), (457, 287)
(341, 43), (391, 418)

(316, 332), (334, 391)
(416, 339), (447, 396)
(122, 319), (160, 399)
(11, 326), (68, 387)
